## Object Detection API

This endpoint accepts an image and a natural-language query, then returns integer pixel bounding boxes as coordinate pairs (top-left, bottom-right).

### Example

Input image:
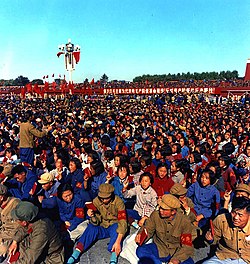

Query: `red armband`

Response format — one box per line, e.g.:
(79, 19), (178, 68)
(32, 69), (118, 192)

(117, 210), (127, 220)
(190, 208), (197, 216)
(75, 208), (84, 218)
(180, 233), (192, 246)
(76, 182), (82, 188)
(76, 242), (84, 252)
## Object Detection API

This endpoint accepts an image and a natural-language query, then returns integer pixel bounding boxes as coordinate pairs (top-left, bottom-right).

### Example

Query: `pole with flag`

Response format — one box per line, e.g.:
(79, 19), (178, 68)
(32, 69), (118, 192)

(57, 39), (81, 83)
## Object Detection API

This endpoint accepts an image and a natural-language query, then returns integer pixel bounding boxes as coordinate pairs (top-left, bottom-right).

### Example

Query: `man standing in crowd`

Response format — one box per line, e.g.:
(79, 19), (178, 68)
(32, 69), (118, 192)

(8, 201), (64, 263)
(0, 184), (20, 262)
(19, 110), (52, 166)
(204, 196), (250, 264)
(135, 194), (195, 264)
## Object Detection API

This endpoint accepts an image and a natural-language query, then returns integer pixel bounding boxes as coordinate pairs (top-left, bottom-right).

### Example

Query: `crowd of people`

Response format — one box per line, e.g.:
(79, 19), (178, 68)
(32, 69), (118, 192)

(0, 92), (249, 264)
(75, 78), (250, 90)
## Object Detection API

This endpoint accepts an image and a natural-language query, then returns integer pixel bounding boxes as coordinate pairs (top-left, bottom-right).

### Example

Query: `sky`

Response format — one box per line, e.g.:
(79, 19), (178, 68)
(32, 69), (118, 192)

(0, 0), (250, 83)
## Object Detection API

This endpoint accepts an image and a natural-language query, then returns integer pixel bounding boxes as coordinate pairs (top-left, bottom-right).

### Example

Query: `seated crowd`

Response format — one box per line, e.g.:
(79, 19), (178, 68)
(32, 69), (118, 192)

(0, 94), (249, 264)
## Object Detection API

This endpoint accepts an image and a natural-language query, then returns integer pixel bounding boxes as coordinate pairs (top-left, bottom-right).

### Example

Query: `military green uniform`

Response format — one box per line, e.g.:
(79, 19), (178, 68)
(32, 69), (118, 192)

(12, 218), (64, 264)
(0, 197), (20, 256)
(138, 210), (195, 262)
(209, 213), (250, 264)
(91, 195), (127, 235)
(19, 121), (48, 148)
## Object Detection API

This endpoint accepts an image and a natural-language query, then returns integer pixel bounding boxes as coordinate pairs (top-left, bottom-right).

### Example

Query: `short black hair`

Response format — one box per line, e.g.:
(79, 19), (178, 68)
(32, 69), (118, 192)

(199, 169), (216, 185)
(57, 183), (74, 200)
(232, 196), (250, 213)
(90, 160), (105, 175)
(130, 161), (141, 174)
(69, 157), (82, 169)
(139, 172), (154, 184)
(11, 164), (27, 175)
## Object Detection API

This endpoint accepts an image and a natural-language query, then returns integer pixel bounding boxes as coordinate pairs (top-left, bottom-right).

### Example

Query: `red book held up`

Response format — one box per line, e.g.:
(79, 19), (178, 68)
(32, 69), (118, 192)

(84, 167), (92, 178)
(8, 251), (20, 263)
(210, 219), (215, 237)
(85, 202), (98, 212)
(138, 228), (148, 246)
(109, 167), (113, 177)
(30, 182), (37, 195)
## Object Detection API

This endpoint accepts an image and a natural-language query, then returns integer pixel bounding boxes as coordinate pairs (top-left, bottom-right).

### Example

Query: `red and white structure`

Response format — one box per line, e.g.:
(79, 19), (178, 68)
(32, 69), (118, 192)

(244, 58), (250, 81)
(57, 39), (80, 83)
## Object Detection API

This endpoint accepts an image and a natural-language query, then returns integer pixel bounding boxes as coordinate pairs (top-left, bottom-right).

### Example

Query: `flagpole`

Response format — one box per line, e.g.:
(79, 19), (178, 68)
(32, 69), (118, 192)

(57, 39), (81, 84)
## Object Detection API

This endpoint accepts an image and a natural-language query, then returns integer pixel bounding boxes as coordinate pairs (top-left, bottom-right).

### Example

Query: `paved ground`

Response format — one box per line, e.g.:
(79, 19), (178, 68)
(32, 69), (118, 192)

(78, 240), (210, 264)
(77, 227), (211, 264)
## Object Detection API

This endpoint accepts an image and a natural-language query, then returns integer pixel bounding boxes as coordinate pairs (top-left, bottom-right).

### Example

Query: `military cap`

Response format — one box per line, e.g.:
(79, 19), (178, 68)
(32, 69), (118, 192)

(38, 172), (54, 184)
(98, 183), (115, 198)
(170, 183), (187, 196)
(159, 194), (181, 210)
(0, 184), (8, 195)
(11, 201), (39, 222)
(235, 183), (250, 195)
(2, 164), (13, 177)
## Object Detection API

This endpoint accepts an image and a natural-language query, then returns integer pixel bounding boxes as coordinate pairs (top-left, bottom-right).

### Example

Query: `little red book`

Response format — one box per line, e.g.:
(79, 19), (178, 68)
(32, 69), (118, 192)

(85, 202), (98, 212)
(8, 252), (20, 263)
(30, 182), (37, 195)
(109, 167), (113, 177)
(138, 228), (148, 246)
(210, 219), (215, 237)
(84, 167), (92, 178)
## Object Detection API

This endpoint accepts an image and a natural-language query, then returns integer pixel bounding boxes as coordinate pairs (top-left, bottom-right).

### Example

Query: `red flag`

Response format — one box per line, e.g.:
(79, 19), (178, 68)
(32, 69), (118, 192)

(25, 83), (32, 93)
(52, 73), (54, 77)
(43, 76), (45, 79)
(60, 83), (67, 93)
(73, 51), (80, 64)
(33, 83), (40, 95)
(44, 81), (49, 92)
(46, 75), (48, 78)
(40, 87), (45, 98)
(90, 78), (95, 84)
(52, 82), (57, 89)
(20, 87), (26, 98)
(57, 51), (64, 57)
(68, 82), (74, 94)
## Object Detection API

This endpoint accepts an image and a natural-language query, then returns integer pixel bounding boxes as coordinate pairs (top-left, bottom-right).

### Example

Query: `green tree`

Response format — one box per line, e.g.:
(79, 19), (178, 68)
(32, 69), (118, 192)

(13, 75), (30, 86)
(31, 79), (43, 85)
(100, 73), (108, 83)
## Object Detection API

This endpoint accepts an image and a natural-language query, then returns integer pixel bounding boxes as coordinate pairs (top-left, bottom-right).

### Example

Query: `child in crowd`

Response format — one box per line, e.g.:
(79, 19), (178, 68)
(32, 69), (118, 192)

(108, 165), (131, 202)
(0, 147), (18, 164)
(152, 162), (174, 197)
(57, 183), (89, 242)
(128, 160), (143, 186)
(84, 160), (107, 199)
(123, 172), (157, 228)
(170, 159), (185, 184)
(187, 169), (220, 229)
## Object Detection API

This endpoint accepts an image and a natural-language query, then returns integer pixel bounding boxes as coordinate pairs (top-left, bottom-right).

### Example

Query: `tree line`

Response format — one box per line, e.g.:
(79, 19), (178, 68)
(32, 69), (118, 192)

(133, 70), (239, 82)
(0, 70), (240, 86)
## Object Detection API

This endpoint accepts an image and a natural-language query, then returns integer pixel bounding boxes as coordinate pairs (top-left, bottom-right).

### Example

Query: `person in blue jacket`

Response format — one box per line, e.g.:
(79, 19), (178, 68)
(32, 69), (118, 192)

(57, 183), (89, 242)
(84, 160), (107, 199)
(109, 164), (135, 209)
(187, 169), (220, 229)
(35, 172), (61, 220)
(6, 164), (38, 201)
(66, 157), (85, 194)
